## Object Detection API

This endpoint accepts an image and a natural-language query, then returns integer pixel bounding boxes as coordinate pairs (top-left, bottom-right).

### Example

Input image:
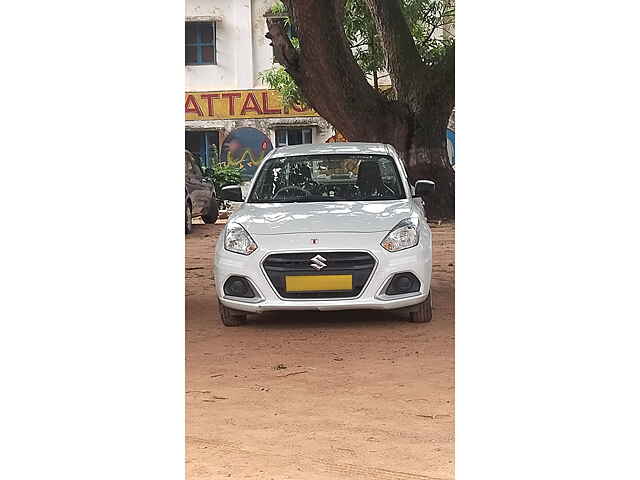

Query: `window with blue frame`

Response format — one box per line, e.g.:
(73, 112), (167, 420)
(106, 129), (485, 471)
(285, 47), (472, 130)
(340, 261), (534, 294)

(186, 22), (216, 65)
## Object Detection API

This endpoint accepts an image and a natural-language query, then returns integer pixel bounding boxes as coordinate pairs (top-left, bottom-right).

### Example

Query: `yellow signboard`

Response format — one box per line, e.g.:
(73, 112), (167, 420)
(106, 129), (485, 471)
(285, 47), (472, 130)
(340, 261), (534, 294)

(185, 89), (317, 120)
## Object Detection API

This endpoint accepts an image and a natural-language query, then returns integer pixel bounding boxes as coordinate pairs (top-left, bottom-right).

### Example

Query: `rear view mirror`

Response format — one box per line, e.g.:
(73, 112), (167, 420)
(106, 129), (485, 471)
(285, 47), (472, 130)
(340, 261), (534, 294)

(414, 180), (435, 196)
(220, 185), (244, 202)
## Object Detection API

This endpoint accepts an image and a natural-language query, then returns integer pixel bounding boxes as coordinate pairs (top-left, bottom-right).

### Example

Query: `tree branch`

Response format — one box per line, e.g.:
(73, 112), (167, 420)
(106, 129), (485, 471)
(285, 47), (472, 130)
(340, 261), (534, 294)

(350, 39), (370, 49)
(265, 0), (409, 144)
(424, 42), (454, 120)
(265, 17), (300, 76)
(364, 0), (427, 104)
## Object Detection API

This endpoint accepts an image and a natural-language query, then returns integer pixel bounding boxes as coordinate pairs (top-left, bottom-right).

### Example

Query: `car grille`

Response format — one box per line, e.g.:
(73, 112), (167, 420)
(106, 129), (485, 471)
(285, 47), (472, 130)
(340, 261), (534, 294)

(262, 251), (376, 299)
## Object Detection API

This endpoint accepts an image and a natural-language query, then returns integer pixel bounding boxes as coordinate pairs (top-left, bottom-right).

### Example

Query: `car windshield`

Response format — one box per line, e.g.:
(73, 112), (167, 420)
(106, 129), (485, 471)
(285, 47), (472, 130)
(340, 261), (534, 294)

(248, 154), (405, 203)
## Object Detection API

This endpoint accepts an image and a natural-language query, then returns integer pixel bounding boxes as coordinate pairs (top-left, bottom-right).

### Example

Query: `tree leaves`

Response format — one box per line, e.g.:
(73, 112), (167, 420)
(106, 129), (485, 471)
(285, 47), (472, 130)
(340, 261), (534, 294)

(262, 0), (454, 98)
(258, 65), (306, 108)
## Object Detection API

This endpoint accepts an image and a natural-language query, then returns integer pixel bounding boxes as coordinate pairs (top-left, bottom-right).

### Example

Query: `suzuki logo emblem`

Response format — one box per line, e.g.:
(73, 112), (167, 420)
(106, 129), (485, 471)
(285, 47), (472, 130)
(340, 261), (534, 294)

(309, 254), (327, 271)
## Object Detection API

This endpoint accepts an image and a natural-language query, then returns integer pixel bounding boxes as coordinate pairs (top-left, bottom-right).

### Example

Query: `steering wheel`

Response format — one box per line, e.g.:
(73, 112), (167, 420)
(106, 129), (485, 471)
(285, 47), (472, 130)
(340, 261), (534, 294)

(303, 180), (321, 193)
(274, 186), (312, 200)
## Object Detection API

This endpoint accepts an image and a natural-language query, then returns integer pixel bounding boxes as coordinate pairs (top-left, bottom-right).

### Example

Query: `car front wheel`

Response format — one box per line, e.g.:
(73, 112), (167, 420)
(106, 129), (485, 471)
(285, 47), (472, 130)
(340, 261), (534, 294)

(408, 291), (432, 323)
(202, 196), (219, 224)
(218, 300), (247, 326)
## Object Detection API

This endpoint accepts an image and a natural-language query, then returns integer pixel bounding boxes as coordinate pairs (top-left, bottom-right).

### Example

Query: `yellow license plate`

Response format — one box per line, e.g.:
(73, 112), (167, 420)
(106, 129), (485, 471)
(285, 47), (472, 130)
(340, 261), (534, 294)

(285, 275), (353, 292)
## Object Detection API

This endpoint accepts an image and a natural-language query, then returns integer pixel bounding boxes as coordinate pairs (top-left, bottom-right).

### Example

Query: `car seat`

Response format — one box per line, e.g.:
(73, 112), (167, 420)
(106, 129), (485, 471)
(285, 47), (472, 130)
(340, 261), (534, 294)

(357, 161), (385, 197)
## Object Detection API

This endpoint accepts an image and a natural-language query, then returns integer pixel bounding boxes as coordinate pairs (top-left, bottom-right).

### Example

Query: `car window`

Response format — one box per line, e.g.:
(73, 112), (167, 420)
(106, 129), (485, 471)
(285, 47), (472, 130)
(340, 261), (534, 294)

(248, 154), (406, 203)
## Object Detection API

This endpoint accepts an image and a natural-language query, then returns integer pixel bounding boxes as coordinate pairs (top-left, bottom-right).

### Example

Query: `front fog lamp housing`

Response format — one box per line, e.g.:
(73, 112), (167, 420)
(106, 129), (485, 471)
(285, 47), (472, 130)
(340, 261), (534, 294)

(223, 276), (255, 298)
(385, 272), (421, 295)
(381, 218), (419, 252)
(224, 222), (257, 255)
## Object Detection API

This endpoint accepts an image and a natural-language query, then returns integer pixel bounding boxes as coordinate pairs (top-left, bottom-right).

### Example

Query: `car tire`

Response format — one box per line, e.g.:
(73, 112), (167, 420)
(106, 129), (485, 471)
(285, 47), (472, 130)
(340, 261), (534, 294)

(218, 299), (247, 327)
(409, 291), (432, 323)
(202, 196), (219, 224)
(185, 201), (193, 234)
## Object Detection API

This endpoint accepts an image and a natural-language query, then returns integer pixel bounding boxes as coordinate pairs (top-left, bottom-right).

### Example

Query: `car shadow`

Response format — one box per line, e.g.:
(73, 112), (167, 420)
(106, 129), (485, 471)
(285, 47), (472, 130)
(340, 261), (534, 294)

(243, 308), (411, 330)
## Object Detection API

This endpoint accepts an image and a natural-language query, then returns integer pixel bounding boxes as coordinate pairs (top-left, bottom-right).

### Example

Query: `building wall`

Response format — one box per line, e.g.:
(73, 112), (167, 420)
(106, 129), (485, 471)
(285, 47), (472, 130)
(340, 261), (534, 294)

(186, 0), (335, 166)
(188, 116), (334, 146)
(185, 0), (276, 91)
(250, 0), (276, 88)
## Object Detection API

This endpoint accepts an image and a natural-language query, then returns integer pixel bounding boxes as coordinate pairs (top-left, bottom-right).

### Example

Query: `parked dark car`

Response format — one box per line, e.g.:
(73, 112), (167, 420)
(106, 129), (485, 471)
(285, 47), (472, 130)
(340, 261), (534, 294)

(185, 150), (218, 234)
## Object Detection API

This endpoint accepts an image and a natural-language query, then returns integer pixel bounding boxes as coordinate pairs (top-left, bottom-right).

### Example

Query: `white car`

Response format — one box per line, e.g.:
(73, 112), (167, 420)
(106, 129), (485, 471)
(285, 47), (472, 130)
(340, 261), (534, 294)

(214, 143), (434, 326)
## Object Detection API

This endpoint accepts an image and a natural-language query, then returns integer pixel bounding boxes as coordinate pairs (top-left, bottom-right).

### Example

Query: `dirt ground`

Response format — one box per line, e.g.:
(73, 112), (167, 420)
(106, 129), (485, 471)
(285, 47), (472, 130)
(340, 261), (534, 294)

(186, 221), (455, 480)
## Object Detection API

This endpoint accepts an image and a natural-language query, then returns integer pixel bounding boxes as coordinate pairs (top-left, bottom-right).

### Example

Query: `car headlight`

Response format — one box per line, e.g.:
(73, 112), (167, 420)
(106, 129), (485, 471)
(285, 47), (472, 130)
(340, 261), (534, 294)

(381, 218), (420, 252)
(224, 222), (257, 255)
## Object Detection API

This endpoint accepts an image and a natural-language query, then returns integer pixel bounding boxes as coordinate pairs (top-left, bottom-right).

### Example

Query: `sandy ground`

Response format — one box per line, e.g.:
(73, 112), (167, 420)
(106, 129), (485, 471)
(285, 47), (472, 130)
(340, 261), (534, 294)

(186, 221), (455, 480)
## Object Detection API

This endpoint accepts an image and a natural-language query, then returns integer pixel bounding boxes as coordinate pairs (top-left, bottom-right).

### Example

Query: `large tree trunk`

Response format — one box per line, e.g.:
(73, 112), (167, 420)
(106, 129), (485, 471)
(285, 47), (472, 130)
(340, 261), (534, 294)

(402, 95), (455, 219)
(266, 0), (455, 219)
(403, 127), (455, 220)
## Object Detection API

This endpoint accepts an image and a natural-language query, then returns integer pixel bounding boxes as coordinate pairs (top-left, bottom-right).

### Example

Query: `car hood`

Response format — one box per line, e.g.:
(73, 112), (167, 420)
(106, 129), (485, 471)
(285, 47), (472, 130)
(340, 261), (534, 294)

(232, 200), (414, 235)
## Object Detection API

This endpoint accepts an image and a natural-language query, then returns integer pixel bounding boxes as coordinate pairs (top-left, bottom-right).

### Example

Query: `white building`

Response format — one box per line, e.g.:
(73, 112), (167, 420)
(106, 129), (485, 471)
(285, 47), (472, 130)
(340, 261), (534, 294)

(185, 0), (333, 177)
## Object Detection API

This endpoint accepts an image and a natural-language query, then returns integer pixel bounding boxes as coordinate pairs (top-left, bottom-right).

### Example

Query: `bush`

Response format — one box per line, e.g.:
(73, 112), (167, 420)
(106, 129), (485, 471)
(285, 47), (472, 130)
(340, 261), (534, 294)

(204, 162), (243, 198)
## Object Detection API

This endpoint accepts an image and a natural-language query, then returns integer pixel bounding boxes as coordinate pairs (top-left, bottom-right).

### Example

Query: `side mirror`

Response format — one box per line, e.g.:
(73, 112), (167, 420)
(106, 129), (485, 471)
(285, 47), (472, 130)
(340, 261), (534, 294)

(220, 185), (244, 202)
(414, 180), (435, 197)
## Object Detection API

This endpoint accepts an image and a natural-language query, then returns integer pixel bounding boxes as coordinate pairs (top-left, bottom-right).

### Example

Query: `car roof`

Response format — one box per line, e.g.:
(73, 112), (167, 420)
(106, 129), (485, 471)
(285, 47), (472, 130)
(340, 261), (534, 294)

(270, 142), (392, 158)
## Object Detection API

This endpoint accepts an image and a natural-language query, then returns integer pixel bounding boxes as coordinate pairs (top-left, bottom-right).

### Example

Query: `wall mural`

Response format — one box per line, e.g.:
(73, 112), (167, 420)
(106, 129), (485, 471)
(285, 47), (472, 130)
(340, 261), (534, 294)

(220, 127), (273, 181)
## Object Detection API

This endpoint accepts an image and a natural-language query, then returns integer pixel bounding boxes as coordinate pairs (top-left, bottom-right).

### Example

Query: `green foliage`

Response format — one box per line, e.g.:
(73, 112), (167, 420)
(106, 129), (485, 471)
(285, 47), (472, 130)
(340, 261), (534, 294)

(401, 0), (455, 66)
(204, 162), (243, 194)
(344, 0), (385, 77)
(258, 65), (306, 109)
(261, 0), (455, 102)
(267, 0), (287, 16)
(346, 0), (456, 70)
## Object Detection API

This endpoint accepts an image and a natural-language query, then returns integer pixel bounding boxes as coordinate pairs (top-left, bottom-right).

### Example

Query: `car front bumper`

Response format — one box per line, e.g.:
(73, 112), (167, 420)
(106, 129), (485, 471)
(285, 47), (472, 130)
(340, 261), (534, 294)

(213, 230), (432, 314)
